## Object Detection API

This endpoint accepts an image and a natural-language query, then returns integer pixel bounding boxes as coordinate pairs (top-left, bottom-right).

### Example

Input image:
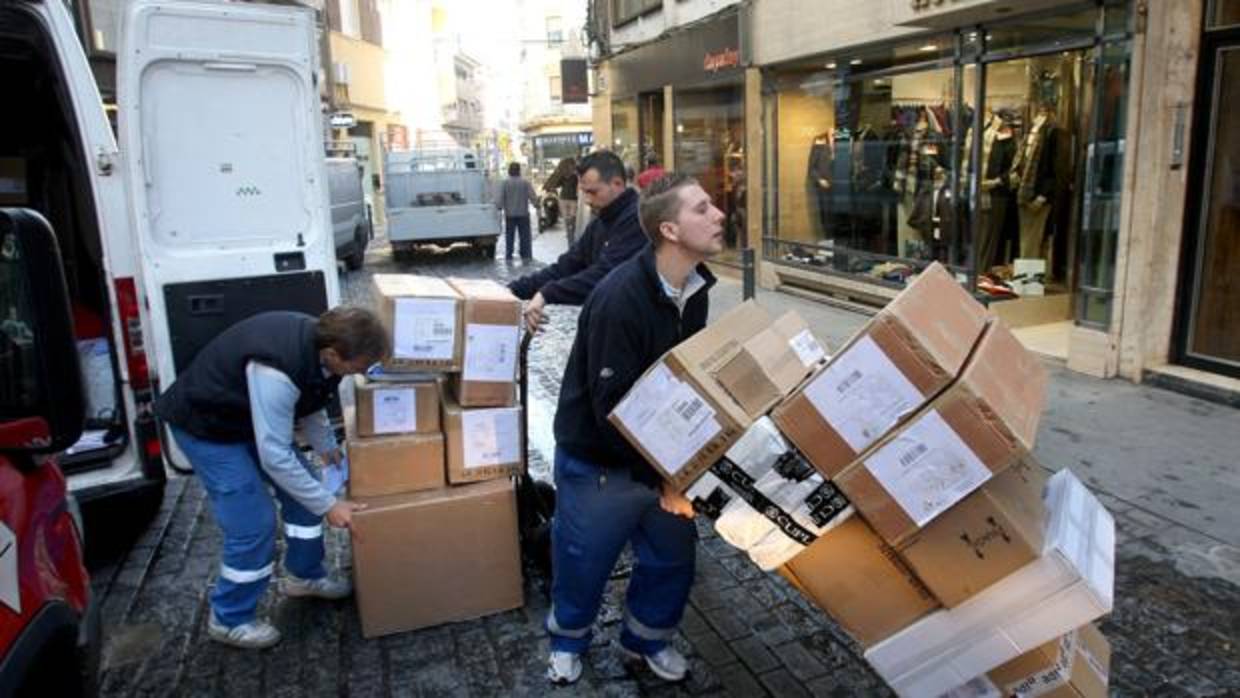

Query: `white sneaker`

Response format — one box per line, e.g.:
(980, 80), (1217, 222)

(207, 614), (281, 650)
(546, 650), (583, 685)
(279, 574), (352, 600)
(623, 645), (688, 682)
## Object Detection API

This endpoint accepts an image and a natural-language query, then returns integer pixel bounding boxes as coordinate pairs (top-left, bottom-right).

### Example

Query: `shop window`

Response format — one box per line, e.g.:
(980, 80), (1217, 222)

(674, 87), (745, 262)
(547, 16), (564, 45)
(1103, 0), (1133, 37)
(1212, 0), (1240, 29)
(611, 98), (640, 177)
(612, 0), (662, 27)
(983, 5), (1098, 55)
(88, 0), (120, 54)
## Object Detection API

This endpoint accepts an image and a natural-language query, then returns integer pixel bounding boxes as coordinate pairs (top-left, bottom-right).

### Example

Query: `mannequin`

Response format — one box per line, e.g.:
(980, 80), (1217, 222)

(1012, 105), (1060, 260)
(807, 131), (833, 238)
(898, 110), (947, 255)
(975, 111), (1019, 271)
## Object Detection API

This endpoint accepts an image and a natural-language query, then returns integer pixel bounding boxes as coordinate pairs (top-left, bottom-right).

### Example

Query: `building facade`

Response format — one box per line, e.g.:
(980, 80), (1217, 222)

(517, 0), (594, 181)
(590, 0), (1239, 395)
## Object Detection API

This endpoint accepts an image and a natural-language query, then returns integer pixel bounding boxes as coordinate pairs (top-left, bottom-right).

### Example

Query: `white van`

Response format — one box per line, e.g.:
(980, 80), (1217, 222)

(327, 155), (370, 270)
(0, 0), (339, 551)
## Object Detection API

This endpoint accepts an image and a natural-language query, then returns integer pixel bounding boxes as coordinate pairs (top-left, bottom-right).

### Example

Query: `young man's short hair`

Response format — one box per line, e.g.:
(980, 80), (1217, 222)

(507, 162), (521, 177)
(315, 306), (390, 361)
(638, 173), (698, 248)
(576, 150), (627, 184)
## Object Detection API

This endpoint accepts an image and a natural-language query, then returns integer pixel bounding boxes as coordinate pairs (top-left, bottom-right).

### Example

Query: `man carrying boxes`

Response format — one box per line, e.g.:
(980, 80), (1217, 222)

(154, 308), (388, 649)
(544, 173), (725, 685)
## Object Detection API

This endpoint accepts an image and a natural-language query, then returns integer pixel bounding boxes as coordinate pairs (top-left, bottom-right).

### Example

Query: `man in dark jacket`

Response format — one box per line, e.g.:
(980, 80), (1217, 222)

(508, 150), (647, 333)
(545, 173), (725, 685)
(543, 156), (579, 246)
(154, 307), (388, 649)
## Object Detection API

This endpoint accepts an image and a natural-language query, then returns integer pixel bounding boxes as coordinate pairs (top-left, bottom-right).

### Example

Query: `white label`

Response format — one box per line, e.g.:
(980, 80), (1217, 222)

(372, 388), (416, 434)
(393, 298), (457, 360)
(862, 410), (991, 527)
(612, 363), (721, 476)
(323, 457), (349, 495)
(788, 329), (827, 367)
(804, 335), (924, 452)
(461, 408), (521, 469)
(462, 323), (519, 382)
(0, 522), (18, 613)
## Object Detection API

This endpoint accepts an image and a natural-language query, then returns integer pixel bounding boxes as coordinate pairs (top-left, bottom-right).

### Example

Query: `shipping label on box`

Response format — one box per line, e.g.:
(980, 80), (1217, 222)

(613, 362), (724, 479)
(462, 323), (519, 382)
(450, 277), (522, 407)
(374, 274), (463, 371)
(443, 394), (522, 484)
(353, 375), (440, 437)
(773, 262), (988, 480)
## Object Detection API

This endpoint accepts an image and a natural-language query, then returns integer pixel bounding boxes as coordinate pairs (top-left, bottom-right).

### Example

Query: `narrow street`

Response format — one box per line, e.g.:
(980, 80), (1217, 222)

(87, 225), (1240, 697)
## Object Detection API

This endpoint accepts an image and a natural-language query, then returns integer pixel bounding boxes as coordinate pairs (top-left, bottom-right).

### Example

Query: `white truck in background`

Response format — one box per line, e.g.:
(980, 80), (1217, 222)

(383, 148), (501, 260)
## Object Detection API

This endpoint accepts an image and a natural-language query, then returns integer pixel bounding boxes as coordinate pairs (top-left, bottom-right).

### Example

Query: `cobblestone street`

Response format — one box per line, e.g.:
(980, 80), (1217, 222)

(89, 228), (1240, 696)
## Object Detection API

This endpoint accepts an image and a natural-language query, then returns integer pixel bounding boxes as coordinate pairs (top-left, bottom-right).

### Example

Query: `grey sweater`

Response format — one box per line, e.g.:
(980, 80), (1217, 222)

(496, 176), (538, 218)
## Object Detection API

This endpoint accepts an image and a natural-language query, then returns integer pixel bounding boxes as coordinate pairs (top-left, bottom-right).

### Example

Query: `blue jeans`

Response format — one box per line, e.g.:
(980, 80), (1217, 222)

(171, 426), (327, 627)
(547, 447), (697, 655)
(505, 215), (532, 260)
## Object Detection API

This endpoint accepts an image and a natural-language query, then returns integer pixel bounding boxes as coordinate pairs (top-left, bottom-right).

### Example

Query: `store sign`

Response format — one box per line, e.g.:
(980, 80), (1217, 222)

(330, 111), (356, 128)
(704, 47), (741, 73)
(608, 11), (745, 95)
(909, 0), (965, 10)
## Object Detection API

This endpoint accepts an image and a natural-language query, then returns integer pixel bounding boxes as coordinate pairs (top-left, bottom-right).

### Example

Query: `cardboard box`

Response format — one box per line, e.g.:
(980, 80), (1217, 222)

(772, 262), (989, 480)
(864, 469), (1115, 698)
(714, 311), (828, 419)
(442, 393), (522, 484)
(352, 374), (440, 437)
(780, 517), (939, 648)
(898, 459), (1049, 608)
(344, 407), (445, 497)
(686, 417), (854, 571)
(351, 478), (523, 638)
(609, 301), (773, 491)
(447, 277), (521, 407)
(373, 274), (463, 372)
(835, 319), (1048, 546)
(946, 623), (1111, 698)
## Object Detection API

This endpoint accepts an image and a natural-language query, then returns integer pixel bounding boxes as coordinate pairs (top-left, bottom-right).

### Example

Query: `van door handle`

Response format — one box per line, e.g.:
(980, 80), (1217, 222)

(188, 295), (223, 316)
(204, 62), (258, 73)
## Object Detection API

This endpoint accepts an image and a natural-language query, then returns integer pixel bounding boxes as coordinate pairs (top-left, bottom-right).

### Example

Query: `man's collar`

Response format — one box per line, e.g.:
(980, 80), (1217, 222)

(599, 187), (638, 223)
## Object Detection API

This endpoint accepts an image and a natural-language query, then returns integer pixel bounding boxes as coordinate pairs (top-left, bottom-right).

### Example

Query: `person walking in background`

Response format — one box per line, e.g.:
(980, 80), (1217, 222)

(497, 161), (539, 261)
(544, 156), (580, 246)
(635, 153), (666, 190)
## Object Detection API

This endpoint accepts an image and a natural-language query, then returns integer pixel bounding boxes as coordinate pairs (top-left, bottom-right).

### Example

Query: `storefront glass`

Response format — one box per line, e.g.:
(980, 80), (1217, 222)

(610, 98), (640, 177)
(639, 92), (665, 170)
(674, 86), (746, 262)
(1184, 47), (1240, 370)
(764, 3), (1132, 328)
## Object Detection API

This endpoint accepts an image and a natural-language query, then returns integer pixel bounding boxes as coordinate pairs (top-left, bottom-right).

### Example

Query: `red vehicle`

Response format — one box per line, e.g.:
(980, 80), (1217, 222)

(0, 209), (99, 695)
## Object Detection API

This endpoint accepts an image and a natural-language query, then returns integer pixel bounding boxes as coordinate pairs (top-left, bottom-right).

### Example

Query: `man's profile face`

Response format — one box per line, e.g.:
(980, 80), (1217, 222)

(666, 184), (725, 257)
(579, 168), (626, 212)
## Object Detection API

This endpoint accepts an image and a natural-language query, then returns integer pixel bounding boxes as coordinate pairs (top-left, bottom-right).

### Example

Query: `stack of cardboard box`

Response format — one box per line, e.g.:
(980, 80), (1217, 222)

(347, 274), (524, 638)
(608, 263), (1117, 696)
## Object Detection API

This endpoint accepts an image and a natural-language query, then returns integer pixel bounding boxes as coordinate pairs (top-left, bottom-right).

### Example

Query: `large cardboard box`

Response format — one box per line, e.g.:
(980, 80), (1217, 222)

(344, 407), (445, 497)
(373, 274), (463, 372)
(352, 374), (440, 437)
(898, 459), (1049, 608)
(835, 319), (1048, 546)
(772, 262), (989, 479)
(686, 417), (854, 571)
(945, 623), (1111, 698)
(351, 478), (523, 638)
(714, 311), (828, 419)
(864, 470), (1115, 698)
(442, 393), (522, 484)
(609, 301), (773, 491)
(447, 277), (521, 407)
(780, 517), (939, 648)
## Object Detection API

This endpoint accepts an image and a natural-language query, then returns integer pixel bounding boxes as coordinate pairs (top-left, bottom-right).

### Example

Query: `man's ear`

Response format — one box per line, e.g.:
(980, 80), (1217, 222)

(658, 220), (678, 246)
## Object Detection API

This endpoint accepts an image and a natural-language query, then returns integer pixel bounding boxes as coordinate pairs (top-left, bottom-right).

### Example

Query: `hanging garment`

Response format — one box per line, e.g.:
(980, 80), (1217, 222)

(807, 132), (833, 237)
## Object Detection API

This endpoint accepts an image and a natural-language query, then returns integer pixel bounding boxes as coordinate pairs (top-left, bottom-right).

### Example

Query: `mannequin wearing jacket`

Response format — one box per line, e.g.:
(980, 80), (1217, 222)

(976, 112), (1019, 271)
(807, 131), (834, 237)
(897, 111), (947, 250)
(1012, 107), (1060, 260)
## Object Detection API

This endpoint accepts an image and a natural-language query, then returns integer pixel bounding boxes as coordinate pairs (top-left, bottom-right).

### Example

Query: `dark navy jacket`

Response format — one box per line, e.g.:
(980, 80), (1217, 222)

(552, 246), (715, 487)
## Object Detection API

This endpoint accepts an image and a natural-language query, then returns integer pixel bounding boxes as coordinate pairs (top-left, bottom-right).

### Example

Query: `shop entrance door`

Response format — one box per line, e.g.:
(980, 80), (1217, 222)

(674, 85), (745, 264)
(1177, 20), (1240, 377)
(638, 91), (665, 173)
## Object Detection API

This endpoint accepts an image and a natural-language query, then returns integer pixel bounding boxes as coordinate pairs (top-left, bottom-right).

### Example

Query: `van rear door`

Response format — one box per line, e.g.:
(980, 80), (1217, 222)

(116, 1), (337, 402)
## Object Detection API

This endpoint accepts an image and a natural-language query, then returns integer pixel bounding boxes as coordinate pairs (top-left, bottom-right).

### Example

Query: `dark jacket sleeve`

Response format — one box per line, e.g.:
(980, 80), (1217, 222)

(535, 212), (648, 306)
(582, 289), (652, 467)
(507, 222), (595, 300)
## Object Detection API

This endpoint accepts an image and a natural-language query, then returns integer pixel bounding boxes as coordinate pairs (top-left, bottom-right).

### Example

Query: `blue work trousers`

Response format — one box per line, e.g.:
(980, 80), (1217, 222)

(505, 215), (533, 260)
(171, 426), (327, 628)
(547, 447), (697, 655)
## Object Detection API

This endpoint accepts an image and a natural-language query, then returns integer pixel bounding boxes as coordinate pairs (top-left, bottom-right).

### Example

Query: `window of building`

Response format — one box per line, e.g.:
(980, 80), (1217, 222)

(547, 16), (564, 45)
(88, 0), (120, 54)
(612, 0), (661, 27)
(339, 0), (361, 39)
(1212, 0), (1240, 28)
(550, 76), (563, 104)
(675, 86), (746, 263)
(611, 98), (640, 175)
